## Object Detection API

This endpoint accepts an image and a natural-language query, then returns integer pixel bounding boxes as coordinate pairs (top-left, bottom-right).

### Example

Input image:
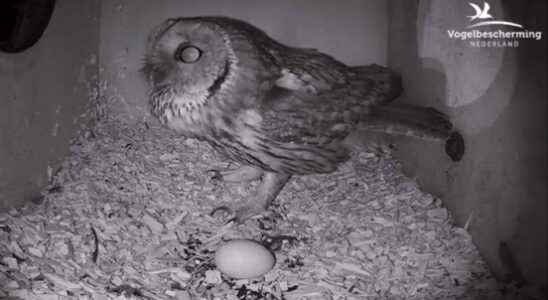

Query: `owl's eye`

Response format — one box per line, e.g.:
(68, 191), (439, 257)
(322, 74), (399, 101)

(175, 45), (202, 63)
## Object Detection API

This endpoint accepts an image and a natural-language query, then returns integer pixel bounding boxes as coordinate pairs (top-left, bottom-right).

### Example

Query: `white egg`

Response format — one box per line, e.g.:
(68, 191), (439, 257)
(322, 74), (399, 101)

(214, 239), (275, 279)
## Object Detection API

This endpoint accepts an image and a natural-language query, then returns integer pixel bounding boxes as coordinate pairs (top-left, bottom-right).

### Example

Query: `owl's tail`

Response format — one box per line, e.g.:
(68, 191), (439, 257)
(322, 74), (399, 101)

(359, 103), (465, 162)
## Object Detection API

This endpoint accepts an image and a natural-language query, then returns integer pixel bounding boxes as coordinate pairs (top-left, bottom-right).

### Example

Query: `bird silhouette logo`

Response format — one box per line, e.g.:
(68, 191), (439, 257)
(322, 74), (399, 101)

(467, 2), (493, 21)
(466, 1), (523, 28)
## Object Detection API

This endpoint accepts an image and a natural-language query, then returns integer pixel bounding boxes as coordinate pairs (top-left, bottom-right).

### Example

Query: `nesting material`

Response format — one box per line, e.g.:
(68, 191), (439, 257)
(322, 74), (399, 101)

(1, 117), (507, 300)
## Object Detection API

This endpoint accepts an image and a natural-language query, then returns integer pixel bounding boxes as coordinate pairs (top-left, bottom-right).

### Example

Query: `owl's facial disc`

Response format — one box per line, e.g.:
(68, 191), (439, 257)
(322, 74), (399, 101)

(153, 21), (230, 98)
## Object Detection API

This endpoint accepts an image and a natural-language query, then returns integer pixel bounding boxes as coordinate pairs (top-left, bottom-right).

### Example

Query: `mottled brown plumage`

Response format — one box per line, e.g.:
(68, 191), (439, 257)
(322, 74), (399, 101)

(142, 16), (464, 222)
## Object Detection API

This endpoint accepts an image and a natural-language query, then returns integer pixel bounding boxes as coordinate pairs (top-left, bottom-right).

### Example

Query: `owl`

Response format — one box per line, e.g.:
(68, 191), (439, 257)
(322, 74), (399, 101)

(142, 16), (464, 222)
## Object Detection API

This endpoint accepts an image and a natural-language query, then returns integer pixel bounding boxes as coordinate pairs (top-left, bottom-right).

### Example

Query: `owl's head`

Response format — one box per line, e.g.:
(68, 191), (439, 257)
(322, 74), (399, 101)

(142, 17), (234, 97)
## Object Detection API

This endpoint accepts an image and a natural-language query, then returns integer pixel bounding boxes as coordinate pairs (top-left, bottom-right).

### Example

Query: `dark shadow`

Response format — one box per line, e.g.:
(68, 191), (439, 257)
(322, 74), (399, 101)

(0, 0), (56, 53)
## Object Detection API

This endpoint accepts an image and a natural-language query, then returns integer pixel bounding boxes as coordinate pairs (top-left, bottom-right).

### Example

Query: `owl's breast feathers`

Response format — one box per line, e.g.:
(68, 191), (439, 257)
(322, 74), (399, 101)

(146, 17), (402, 175)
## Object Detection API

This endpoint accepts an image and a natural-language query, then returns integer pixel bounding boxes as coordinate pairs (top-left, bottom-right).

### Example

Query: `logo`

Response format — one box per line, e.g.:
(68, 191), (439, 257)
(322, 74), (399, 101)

(467, 2), (522, 29)
(447, 1), (542, 48)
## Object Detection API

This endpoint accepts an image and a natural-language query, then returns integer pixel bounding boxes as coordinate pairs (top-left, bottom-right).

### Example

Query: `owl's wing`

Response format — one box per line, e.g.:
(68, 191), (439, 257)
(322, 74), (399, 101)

(248, 64), (401, 174)
(260, 64), (399, 144)
(253, 83), (364, 175)
(272, 48), (348, 94)
(259, 85), (362, 145)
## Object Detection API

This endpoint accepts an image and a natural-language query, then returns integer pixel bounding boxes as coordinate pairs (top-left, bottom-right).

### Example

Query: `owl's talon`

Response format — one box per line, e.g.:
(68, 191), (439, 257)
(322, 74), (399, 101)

(206, 169), (223, 181)
(210, 205), (231, 216)
(210, 205), (265, 224)
(207, 166), (263, 183)
(209, 206), (238, 224)
(257, 214), (278, 231)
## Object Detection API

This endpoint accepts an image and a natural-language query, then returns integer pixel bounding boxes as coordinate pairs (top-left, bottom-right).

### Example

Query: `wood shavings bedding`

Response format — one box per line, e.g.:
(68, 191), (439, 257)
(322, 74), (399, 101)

(0, 116), (525, 300)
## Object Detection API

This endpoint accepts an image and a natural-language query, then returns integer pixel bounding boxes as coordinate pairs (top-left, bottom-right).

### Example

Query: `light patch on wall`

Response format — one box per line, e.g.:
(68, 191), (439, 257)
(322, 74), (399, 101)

(416, 0), (518, 135)
(47, 165), (53, 182)
(417, 0), (507, 107)
(51, 122), (60, 136)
